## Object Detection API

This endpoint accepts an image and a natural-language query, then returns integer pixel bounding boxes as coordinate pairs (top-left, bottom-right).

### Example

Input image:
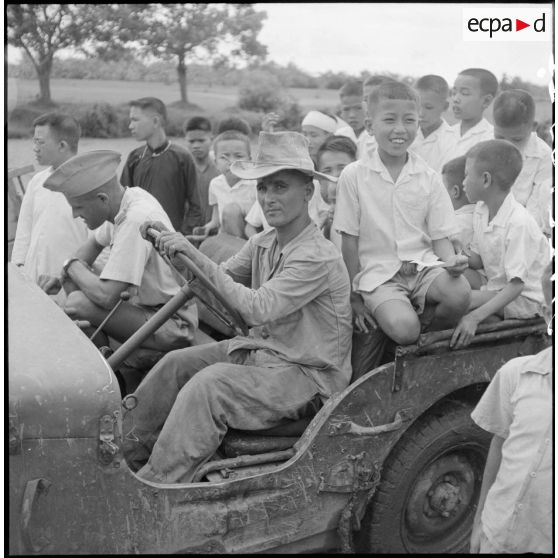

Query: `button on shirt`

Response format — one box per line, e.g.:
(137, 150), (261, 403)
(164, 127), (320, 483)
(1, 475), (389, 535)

(470, 193), (549, 305)
(94, 187), (197, 326)
(443, 118), (494, 164)
(11, 167), (90, 282)
(511, 132), (553, 232)
(189, 222), (353, 398)
(208, 174), (257, 223)
(409, 119), (458, 173)
(333, 149), (458, 292)
(471, 347), (552, 553)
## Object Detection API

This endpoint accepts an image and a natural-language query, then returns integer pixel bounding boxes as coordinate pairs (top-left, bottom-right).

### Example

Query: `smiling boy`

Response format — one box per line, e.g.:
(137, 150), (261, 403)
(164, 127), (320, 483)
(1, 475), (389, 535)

(334, 80), (471, 345)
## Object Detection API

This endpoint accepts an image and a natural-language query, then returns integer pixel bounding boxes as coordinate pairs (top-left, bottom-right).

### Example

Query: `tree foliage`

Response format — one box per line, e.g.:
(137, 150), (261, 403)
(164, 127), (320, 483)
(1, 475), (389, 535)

(6, 4), (133, 104)
(128, 3), (268, 104)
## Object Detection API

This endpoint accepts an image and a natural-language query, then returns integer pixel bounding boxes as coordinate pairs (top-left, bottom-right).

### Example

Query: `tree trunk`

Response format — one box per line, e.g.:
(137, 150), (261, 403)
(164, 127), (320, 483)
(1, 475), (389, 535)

(36, 57), (53, 105)
(177, 55), (188, 104)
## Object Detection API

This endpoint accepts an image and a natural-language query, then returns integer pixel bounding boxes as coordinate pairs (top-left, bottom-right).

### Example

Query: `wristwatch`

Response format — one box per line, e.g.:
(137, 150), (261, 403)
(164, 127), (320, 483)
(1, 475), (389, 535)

(62, 257), (81, 277)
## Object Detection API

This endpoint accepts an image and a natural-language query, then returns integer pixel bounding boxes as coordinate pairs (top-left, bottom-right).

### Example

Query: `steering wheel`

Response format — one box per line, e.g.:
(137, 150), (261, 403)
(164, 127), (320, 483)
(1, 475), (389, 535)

(146, 227), (250, 337)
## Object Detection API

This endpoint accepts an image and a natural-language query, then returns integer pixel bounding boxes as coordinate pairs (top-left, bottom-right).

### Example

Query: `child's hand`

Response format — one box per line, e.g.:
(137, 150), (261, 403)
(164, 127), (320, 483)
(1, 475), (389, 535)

(351, 292), (377, 333)
(261, 112), (280, 133)
(450, 313), (480, 348)
(443, 253), (469, 277)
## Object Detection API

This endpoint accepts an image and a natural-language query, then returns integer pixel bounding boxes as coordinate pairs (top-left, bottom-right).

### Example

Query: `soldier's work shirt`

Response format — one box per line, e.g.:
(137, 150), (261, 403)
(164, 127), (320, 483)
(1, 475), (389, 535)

(94, 187), (197, 338)
(471, 347), (552, 553)
(190, 221), (353, 398)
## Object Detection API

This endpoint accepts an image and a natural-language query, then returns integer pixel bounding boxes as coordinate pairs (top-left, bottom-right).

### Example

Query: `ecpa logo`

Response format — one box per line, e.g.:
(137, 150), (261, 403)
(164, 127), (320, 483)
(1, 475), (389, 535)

(463, 7), (552, 42)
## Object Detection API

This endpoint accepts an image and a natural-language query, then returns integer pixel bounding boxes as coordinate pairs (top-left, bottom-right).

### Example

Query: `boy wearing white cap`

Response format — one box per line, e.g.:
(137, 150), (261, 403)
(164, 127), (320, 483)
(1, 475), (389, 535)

(40, 150), (198, 367)
(122, 131), (353, 484)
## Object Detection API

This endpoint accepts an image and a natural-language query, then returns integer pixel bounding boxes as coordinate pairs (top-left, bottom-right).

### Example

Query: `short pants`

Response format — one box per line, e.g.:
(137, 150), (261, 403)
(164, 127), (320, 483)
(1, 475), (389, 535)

(360, 265), (446, 316)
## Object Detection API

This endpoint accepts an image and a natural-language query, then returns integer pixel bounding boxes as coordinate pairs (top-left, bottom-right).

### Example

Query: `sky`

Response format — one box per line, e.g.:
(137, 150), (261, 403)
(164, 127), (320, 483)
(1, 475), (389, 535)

(255, 2), (554, 87)
(7, 2), (554, 89)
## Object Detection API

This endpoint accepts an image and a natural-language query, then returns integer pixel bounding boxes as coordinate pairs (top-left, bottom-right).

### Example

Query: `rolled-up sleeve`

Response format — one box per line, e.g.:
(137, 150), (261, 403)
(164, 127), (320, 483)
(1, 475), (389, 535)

(471, 364), (514, 438)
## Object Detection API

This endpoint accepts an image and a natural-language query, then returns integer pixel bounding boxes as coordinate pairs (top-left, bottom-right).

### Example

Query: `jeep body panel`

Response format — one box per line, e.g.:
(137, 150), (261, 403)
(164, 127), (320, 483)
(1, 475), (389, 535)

(8, 263), (550, 554)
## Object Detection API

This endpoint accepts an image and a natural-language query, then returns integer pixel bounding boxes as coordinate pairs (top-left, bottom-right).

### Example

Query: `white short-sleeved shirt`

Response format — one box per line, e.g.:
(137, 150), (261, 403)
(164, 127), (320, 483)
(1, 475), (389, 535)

(356, 129), (378, 161)
(208, 174), (257, 223)
(245, 180), (330, 232)
(452, 204), (475, 251)
(11, 167), (91, 282)
(470, 193), (549, 305)
(333, 149), (458, 292)
(409, 119), (458, 173)
(471, 347), (552, 553)
(94, 187), (193, 310)
(443, 118), (494, 164)
(511, 132), (553, 232)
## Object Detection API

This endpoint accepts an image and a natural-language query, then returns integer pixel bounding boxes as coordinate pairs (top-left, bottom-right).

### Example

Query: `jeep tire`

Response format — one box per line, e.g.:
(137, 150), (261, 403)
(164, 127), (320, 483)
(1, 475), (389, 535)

(355, 400), (490, 553)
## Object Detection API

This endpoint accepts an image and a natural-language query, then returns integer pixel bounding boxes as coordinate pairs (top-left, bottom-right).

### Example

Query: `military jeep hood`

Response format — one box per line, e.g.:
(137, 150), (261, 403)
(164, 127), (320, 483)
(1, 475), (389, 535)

(8, 264), (121, 440)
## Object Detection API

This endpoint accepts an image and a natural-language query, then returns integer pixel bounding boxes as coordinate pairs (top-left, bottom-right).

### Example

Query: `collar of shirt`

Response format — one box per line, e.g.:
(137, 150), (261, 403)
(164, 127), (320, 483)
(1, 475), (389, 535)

(365, 146), (430, 184)
(523, 132), (544, 159)
(520, 346), (552, 375)
(143, 140), (171, 157)
(476, 192), (517, 230)
(453, 117), (492, 139)
(455, 203), (475, 216)
(416, 119), (454, 145)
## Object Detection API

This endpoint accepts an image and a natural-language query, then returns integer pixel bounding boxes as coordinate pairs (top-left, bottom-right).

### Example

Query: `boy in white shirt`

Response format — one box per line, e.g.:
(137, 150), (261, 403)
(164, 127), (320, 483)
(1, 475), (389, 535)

(441, 155), (475, 251)
(410, 75), (457, 172)
(492, 89), (553, 234)
(196, 130), (256, 239)
(444, 68), (498, 163)
(450, 140), (549, 349)
(334, 80), (471, 345)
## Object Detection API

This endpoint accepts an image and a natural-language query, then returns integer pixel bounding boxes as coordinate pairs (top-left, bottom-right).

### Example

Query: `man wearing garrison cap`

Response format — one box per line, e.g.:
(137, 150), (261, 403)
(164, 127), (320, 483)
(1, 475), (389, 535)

(41, 150), (198, 373)
(122, 131), (353, 483)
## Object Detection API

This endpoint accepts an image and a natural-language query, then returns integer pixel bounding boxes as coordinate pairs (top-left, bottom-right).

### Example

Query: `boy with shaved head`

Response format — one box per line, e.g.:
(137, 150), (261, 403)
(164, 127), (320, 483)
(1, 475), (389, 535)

(450, 140), (549, 349)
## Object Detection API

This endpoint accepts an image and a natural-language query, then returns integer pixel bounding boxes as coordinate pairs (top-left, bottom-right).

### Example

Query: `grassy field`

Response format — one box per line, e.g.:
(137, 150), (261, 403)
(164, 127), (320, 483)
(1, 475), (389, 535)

(8, 77), (342, 115)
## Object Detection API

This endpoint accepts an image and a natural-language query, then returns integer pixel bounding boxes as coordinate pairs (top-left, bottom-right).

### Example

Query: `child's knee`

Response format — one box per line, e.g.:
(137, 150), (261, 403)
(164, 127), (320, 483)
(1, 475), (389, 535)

(441, 276), (472, 313)
(375, 303), (421, 345)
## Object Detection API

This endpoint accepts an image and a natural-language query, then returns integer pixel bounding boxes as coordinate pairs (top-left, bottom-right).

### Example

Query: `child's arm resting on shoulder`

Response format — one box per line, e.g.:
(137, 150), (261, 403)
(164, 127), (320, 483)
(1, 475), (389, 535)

(450, 278), (524, 348)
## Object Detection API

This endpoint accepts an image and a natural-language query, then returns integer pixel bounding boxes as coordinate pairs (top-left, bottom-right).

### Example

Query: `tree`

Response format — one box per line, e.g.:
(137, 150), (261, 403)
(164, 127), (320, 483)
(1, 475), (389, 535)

(133, 4), (268, 105)
(6, 4), (136, 105)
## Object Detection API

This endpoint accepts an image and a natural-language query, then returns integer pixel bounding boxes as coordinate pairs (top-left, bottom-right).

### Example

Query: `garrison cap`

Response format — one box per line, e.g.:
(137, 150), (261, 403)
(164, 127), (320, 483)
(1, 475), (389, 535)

(43, 150), (121, 199)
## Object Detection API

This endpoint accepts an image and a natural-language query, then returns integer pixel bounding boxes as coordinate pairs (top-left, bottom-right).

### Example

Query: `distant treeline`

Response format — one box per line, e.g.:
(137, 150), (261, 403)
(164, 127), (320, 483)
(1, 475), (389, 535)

(7, 56), (550, 99)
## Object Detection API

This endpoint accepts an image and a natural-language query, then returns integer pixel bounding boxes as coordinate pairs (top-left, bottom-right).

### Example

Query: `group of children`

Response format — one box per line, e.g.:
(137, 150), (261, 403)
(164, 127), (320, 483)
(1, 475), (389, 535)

(183, 66), (552, 349)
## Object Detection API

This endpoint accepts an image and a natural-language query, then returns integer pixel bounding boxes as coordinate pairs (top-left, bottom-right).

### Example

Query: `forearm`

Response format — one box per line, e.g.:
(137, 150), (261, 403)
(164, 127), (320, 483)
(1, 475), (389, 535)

(468, 250), (483, 270)
(65, 261), (128, 309)
(469, 279), (524, 322)
(473, 435), (504, 527)
(340, 233), (360, 290)
(432, 237), (455, 262)
(73, 238), (104, 267)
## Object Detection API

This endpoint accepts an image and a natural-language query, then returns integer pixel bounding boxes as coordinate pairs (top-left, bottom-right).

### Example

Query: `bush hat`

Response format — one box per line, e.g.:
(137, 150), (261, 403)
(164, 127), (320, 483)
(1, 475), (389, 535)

(230, 131), (336, 182)
(44, 150), (121, 199)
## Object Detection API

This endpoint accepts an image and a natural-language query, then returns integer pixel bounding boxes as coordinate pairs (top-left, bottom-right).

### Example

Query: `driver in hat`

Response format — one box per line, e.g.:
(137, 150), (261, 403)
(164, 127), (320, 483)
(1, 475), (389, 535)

(39, 149), (198, 372)
(123, 131), (353, 483)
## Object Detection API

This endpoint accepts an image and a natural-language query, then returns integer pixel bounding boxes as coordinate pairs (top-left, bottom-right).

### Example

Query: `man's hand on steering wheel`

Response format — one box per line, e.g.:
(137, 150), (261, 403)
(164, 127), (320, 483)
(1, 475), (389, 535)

(140, 221), (194, 259)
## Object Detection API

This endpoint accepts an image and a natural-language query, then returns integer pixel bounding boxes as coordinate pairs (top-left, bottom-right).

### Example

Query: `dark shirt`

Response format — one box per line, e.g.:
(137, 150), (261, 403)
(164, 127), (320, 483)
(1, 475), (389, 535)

(121, 141), (201, 232)
(193, 157), (220, 225)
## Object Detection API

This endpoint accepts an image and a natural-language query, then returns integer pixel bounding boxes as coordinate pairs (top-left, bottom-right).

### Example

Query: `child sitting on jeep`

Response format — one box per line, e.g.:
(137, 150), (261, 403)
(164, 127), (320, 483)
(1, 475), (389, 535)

(450, 140), (549, 349)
